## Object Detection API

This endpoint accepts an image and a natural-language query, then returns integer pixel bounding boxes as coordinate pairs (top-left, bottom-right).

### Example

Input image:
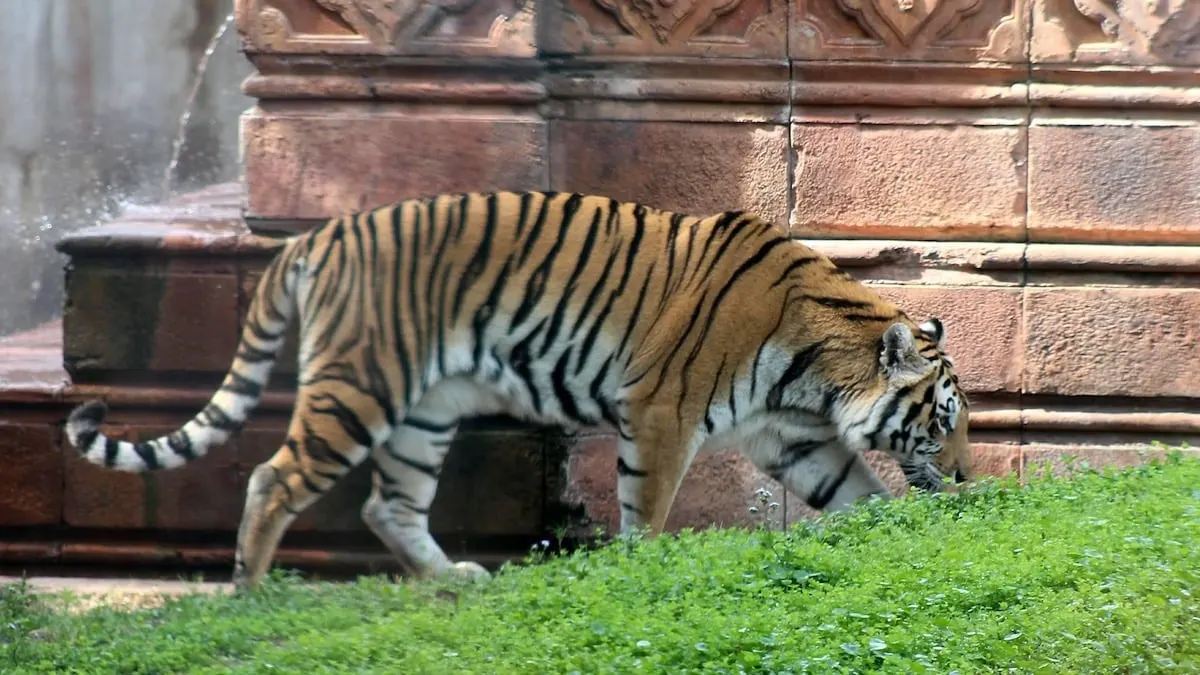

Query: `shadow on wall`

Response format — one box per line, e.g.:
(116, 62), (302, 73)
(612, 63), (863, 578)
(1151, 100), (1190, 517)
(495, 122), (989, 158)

(0, 0), (252, 338)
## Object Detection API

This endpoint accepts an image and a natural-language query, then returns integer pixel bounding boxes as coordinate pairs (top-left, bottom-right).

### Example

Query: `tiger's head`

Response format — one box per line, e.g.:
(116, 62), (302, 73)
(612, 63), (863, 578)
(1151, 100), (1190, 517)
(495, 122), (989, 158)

(846, 317), (973, 494)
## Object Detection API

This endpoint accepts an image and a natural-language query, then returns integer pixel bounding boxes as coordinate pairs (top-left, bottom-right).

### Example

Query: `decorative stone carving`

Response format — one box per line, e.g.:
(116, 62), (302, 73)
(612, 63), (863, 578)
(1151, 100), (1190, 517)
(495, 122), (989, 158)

(311, 0), (477, 47)
(791, 0), (1025, 62)
(593, 0), (744, 45)
(835, 0), (985, 48)
(1032, 0), (1200, 65)
(234, 0), (535, 57)
(543, 0), (784, 56)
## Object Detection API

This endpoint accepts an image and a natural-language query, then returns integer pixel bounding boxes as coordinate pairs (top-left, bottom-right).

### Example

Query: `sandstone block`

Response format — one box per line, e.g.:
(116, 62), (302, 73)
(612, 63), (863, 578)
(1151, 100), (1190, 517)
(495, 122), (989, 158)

(791, 123), (1027, 241)
(1023, 288), (1200, 398)
(1028, 123), (1200, 244)
(550, 120), (789, 227)
(0, 424), (63, 526)
(243, 113), (547, 222)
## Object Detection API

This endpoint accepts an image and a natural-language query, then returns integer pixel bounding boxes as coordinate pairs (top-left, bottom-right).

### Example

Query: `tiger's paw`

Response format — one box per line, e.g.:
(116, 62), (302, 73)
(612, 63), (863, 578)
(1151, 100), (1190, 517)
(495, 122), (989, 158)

(447, 561), (491, 583)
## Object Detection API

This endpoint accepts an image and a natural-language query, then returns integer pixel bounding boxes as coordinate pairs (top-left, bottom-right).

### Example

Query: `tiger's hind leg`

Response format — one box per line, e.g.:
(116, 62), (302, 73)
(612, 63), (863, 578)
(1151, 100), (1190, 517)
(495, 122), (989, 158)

(361, 382), (493, 583)
(234, 385), (389, 591)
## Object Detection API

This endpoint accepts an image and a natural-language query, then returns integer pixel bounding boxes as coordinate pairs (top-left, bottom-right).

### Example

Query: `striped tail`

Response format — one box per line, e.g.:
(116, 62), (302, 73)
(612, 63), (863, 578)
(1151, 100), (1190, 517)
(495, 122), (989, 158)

(65, 240), (302, 472)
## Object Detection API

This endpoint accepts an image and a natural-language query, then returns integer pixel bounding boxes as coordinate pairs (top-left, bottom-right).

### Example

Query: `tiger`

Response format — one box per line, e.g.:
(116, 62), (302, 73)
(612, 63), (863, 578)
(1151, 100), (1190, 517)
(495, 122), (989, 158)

(65, 190), (973, 592)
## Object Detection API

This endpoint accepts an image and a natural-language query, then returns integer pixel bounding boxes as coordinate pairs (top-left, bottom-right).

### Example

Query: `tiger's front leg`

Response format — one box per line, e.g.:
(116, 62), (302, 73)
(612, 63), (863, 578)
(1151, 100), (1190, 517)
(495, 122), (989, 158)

(747, 430), (891, 513)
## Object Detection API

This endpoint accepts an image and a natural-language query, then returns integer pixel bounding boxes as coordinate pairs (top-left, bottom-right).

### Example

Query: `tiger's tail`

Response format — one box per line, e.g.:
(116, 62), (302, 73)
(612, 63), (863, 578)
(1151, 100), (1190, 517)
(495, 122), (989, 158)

(65, 238), (304, 472)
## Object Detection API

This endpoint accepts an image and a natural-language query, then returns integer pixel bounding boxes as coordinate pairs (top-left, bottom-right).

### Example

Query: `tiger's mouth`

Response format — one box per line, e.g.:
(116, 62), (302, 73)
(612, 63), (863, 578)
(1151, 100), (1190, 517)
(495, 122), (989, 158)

(901, 463), (958, 494)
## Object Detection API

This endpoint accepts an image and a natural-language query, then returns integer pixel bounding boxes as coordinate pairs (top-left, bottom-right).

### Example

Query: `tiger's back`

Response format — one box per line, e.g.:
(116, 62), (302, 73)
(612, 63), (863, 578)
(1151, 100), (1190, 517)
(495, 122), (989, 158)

(66, 190), (972, 590)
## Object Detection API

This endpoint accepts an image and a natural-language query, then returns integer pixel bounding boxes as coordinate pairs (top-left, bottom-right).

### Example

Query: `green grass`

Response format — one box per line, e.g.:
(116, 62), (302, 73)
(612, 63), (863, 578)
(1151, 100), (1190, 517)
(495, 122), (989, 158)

(3, 452), (1199, 674)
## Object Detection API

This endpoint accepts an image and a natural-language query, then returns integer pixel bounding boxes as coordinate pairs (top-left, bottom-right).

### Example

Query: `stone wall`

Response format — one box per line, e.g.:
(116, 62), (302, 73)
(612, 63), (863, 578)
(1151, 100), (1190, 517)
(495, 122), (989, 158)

(230, 0), (1200, 529)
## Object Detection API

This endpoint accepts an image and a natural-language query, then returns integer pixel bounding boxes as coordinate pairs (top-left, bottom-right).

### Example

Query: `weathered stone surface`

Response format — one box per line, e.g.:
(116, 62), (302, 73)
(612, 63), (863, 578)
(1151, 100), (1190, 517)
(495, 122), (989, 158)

(1021, 442), (1200, 478)
(64, 264), (240, 380)
(550, 120), (789, 227)
(1028, 122), (1200, 244)
(236, 0), (536, 57)
(1031, 0), (1200, 66)
(791, 0), (1027, 62)
(243, 113), (547, 222)
(542, 0), (785, 57)
(791, 123), (1027, 241)
(972, 442), (1022, 478)
(864, 285), (1023, 394)
(1024, 288), (1200, 398)
(0, 424), (63, 526)
(63, 425), (151, 530)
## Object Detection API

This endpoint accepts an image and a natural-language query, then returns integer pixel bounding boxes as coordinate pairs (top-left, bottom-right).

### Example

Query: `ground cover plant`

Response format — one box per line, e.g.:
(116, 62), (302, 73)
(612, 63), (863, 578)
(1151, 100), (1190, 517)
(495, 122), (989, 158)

(2, 450), (1198, 674)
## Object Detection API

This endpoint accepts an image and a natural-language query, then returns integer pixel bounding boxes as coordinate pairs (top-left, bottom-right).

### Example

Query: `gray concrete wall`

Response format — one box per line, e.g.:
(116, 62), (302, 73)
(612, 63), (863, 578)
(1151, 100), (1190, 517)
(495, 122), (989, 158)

(0, 0), (252, 337)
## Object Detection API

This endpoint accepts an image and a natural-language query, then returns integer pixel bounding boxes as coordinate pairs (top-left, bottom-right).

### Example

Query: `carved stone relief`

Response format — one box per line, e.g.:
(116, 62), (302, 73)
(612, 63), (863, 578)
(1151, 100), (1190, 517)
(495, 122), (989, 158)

(235, 0), (535, 56)
(1032, 0), (1200, 65)
(593, 0), (744, 45)
(543, 0), (785, 56)
(791, 0), (1025, 61)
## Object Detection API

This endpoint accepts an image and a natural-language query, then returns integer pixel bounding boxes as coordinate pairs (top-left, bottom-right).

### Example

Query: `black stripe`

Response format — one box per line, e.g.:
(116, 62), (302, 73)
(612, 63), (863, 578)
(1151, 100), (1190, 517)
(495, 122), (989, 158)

(514, 191), (534, 240)
(310, 393), (374, 449)
(510, 318), (547, 415)
(806, 456), (859, 511)
(512, 194), (583, 329)
(403, 415), (456, 435)
(697, 212), (750, 282)
(452, 193), (497, 322)
(132, 442), (160, 470)
(620, 501), (643, 515)
(516, 192), (553, 267)
(589, 355), (618, 429)
(104, 437), (121, 467)
(679, 237), (790, 399)
(550, 347), (589, 425)
(640, 287), (707, 399)
(389, 205), (414, 408)
(539, 205), (602, 358)
(201, 403), (241, 432)
(616, 457), (647, 477)
(235, 343), (277, 363)
(166, 430), (196, 461)
(75, 429), (99, 454)
(765, 439), (825, 479)
(471, 255), (513, 372)
(302, 421), (355, 470)
(805, 295), (874, 310)
(362, 337), (398, 429)
(766, 340), (827, 409)
(613, 260), (655, 362)
(866, 384), (916, 441)
(771, 256), (819, 288)
(219, 371), (263, 399)
(386, 446), (442, 479)
(407, 201), (426, 385)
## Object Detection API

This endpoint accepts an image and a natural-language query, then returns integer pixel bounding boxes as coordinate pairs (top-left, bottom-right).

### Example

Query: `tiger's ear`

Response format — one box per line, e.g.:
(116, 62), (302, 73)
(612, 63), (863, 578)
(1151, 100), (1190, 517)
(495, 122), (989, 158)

(880, 322), (934, 386)
(917, 317), (947, 351)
